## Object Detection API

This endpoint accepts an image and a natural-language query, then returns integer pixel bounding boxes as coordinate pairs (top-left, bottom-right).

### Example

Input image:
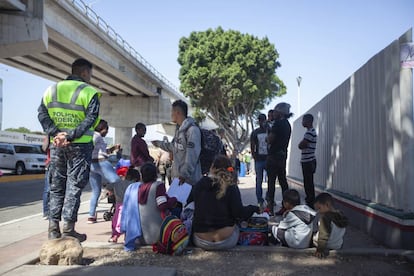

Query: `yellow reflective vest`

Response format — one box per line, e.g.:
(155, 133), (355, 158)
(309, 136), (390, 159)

(42, 80), (100, 144)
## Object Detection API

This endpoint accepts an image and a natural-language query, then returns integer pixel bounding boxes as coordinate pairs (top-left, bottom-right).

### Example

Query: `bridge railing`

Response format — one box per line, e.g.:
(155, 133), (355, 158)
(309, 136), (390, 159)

(70, 0), (183, 99)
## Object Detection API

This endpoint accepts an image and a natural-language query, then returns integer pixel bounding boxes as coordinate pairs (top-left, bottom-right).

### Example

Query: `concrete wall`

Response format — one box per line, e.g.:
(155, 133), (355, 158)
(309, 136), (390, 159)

(287, 29), (414, 248)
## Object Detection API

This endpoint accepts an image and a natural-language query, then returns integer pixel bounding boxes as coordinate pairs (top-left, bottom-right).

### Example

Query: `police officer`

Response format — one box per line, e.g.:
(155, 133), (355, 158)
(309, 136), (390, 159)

(38, 58), (100, 242)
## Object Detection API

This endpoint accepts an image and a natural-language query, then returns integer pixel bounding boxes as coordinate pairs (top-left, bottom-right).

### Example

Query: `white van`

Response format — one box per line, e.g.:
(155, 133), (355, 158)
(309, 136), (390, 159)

(0, 143), (46, 175)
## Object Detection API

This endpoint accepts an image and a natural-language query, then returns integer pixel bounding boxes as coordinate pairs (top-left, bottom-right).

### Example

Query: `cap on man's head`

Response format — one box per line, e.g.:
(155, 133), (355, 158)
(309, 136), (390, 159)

(274, 102), (291, 115)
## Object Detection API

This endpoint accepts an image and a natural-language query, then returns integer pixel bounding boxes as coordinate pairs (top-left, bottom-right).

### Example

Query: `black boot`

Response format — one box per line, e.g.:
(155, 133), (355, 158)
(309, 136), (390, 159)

(48, 220), (61, 240)
(62, 221), (87, 242)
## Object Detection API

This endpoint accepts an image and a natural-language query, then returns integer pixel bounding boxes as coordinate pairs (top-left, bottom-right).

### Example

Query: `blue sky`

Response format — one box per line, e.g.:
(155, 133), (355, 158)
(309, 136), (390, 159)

(0, 0), (413, 134)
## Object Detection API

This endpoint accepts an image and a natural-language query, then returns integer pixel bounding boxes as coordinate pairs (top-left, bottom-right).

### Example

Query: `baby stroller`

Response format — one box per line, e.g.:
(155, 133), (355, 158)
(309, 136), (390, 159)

(103, 165), (130, 221)
(103, 192), (116, 221)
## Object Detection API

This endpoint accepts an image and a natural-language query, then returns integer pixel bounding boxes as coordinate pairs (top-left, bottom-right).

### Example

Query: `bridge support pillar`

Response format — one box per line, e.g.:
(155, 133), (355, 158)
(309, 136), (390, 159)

(114, 127), (133, 158)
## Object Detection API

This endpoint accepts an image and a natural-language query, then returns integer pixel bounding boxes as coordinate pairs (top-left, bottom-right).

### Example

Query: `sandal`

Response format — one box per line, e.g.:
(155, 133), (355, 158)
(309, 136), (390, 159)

(108, 236), (118, 243)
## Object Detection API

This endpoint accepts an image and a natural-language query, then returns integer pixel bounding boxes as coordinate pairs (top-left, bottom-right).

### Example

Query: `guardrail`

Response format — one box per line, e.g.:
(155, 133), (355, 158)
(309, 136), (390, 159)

(69, 0), (183, 99)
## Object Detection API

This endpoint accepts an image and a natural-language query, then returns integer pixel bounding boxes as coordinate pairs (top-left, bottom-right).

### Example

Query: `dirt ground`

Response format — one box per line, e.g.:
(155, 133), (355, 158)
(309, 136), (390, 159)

(81, 247), (414, 276)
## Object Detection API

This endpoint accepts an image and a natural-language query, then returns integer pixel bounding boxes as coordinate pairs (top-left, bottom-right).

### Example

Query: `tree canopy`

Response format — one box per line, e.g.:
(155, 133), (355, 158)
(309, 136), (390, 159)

(5, 127), (31, 133)
(178, 27), (286, 151)
(4, 127), (44, 135)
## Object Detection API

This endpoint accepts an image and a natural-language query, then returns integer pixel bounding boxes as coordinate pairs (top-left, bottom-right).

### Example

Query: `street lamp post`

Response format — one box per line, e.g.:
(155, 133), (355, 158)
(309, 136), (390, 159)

(297, 76), (302, 115)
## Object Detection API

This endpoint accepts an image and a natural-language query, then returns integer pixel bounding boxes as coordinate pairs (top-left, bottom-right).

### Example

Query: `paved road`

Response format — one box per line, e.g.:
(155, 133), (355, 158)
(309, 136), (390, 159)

(0, 174), (92, 224)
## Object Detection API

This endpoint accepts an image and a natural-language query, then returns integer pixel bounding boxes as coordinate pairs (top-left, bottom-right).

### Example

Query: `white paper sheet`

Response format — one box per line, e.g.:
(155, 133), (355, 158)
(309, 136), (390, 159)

(167, 177), (192, 204)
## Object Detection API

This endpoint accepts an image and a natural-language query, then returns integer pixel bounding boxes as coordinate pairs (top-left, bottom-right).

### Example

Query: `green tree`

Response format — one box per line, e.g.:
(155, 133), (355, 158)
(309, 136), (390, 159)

(5, 127), (31, 133)
(178, 27), (286, 151)
(4, 127), (44, 135)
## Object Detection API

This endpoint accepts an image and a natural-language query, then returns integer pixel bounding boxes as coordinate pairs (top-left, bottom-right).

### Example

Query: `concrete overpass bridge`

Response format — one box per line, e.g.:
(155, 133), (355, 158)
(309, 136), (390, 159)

(0, 0), (185, 152)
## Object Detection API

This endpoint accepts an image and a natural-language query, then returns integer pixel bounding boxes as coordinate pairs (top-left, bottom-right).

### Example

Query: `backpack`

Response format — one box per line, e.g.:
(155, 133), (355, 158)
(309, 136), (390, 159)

(152, 215), (189, 255)
(238, 216), (269, 246)
(199, 128), (223, 174)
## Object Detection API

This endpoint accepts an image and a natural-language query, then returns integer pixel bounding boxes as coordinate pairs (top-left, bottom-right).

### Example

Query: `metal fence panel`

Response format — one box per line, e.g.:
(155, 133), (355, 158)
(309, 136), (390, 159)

(287, 30), (414, 212)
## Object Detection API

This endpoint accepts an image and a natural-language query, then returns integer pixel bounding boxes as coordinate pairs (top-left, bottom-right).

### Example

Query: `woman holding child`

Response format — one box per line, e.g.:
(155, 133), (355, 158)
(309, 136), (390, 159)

(188, 155), (260, 250)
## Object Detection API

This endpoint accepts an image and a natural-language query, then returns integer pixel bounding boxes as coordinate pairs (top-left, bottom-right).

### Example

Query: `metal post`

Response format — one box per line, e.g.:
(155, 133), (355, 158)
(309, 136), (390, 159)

(297, 76), (302, 115)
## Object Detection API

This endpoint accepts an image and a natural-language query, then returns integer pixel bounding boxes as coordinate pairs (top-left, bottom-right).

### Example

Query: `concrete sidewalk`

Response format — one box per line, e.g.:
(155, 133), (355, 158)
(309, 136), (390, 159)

(0, 174), (412, 275)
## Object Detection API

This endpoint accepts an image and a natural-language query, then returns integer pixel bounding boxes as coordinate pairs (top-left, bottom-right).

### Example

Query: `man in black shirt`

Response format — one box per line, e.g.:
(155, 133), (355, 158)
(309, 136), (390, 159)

(266, 102), (293, 215)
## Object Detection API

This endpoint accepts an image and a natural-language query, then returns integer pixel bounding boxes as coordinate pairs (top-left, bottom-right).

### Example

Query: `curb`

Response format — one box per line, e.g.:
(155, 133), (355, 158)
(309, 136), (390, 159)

(3, 265), (177, 276)
(6, 243), (414, 276)
(0, 174), (45, 183)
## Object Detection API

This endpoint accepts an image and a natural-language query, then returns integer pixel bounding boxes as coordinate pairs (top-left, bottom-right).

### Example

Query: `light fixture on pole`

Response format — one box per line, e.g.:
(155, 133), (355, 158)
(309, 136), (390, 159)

(297, 76), (302, 115)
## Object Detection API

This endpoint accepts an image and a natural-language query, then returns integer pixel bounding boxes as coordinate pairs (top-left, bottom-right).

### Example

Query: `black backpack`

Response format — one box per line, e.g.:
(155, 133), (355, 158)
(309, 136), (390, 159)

(199, 128), (223, 174)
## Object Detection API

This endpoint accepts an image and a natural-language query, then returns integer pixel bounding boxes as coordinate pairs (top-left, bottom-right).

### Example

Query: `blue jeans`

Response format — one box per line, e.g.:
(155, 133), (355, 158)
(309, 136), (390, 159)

(42, 169), (50, 217)
(89, 160), (120, 217)
(254, 160), (266, 204)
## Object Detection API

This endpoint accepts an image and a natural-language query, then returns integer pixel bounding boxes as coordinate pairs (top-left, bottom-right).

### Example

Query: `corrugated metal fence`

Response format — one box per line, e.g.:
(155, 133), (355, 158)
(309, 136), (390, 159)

(287, 29), (414, 212)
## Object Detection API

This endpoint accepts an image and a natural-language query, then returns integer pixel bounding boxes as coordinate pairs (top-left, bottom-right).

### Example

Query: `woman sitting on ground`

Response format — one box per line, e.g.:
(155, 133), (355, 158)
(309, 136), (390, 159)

(121, 162), (178, 251)
(188, 155), (261, 251)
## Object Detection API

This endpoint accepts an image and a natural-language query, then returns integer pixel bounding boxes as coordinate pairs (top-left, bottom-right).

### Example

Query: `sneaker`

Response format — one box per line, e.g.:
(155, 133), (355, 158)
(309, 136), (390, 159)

(87, 217), (97, 224)
(108, 235), (119, 243)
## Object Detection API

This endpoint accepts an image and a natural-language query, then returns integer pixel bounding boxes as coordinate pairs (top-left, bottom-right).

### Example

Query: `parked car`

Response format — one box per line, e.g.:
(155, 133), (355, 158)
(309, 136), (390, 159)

(0, 143), (46, 175)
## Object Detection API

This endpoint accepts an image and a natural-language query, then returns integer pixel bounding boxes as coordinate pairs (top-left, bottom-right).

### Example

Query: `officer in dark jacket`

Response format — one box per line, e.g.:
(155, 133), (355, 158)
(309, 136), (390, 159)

(38, 58), (100, 242)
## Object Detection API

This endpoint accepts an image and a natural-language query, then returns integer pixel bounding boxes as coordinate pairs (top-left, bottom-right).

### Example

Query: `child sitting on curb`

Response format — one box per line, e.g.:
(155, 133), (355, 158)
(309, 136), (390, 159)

(313, 192), (348, 258)
(269, 189), (316, 248)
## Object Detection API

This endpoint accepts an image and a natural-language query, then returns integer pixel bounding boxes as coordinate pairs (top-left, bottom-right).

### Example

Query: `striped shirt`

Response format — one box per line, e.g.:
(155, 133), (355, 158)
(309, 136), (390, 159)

(301, 128), (317, 162)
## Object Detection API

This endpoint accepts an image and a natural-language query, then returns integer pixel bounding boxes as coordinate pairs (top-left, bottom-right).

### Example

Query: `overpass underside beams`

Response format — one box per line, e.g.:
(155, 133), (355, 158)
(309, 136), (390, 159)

(99, 95), (172, 128)
(1, 0), (186, 102)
